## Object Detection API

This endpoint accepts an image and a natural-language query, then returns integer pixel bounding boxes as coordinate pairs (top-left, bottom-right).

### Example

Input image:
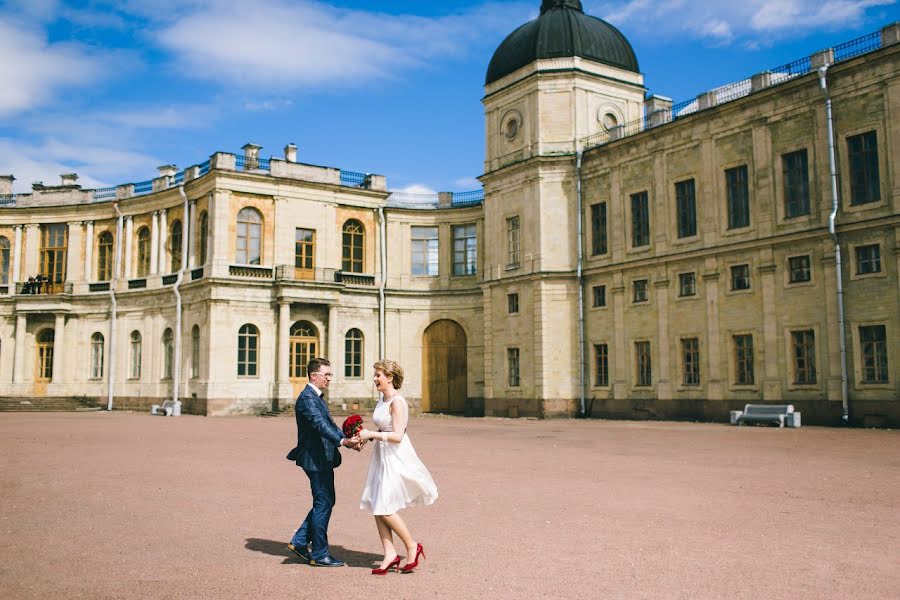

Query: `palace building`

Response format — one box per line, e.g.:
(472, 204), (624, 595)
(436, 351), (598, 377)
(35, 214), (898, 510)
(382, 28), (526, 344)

(1, 1), (898, 425)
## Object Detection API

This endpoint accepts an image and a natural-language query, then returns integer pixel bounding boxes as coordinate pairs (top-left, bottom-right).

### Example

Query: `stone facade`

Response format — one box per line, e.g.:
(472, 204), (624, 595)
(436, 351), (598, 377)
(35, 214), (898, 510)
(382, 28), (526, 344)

(0, 24), (897, 425)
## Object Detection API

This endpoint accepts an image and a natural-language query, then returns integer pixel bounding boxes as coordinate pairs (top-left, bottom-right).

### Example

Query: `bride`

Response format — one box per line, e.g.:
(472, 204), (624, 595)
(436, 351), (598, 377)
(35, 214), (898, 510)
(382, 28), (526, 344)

(358, 359), (438, 574)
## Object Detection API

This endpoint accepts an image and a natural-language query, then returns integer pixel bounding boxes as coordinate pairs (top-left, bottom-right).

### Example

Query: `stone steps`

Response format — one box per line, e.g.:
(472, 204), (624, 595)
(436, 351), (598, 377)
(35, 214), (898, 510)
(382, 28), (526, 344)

(0, 397), (103, 412)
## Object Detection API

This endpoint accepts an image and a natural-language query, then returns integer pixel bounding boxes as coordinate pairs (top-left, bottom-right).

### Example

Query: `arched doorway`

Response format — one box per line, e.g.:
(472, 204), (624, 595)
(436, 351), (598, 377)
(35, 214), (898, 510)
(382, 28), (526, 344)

(290, 321), (319, 397)
(35, 328), (54, 395)
(422, 320), (467, 413)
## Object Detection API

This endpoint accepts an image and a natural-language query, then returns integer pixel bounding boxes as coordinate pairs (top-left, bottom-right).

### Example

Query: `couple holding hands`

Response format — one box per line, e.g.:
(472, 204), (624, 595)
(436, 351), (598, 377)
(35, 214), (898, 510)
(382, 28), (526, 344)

(286, 358), (438, 574)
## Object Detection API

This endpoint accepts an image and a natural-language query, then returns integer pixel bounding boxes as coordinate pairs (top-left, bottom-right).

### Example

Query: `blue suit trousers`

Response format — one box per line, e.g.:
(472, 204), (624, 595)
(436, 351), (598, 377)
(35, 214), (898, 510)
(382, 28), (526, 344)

(290, 467), (336, 560)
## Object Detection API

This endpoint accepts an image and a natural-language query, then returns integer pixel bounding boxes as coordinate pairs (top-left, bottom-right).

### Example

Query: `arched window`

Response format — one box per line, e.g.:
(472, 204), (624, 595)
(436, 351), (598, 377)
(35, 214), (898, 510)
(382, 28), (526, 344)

(97, 231), (114, 281)
(344, 328), (364, 378)
(170, 220), (183, 272)
(36, 329), (55, 380)
(238, 324), (259, 377)
(191, 325), (200, 379)
(236, 208), (262, 265)
(198, 211), (208, 266)
(136, 227), (151, 277)
(162, 328), (174, 379)
(290, 321), (318, 379)
(342, 219), (364, 273)
(129, 330), (142, 380)
(91, 332), (105, 378)
(0, 236), (10, 285)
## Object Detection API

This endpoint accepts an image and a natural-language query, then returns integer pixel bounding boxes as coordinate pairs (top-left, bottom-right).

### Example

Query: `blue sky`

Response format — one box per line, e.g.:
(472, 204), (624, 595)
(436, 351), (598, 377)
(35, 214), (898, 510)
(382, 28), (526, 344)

(1, 0), (897, 194)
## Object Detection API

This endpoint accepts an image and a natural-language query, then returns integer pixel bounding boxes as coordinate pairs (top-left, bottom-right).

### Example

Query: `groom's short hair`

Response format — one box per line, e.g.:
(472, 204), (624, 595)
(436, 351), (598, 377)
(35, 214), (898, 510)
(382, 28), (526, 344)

(307, 357), (330, 377)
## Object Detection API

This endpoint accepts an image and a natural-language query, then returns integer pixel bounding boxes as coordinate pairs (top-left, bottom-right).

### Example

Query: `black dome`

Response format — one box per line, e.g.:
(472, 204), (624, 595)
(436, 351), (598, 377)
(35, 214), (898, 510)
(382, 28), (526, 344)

(486, 0), (639, 85)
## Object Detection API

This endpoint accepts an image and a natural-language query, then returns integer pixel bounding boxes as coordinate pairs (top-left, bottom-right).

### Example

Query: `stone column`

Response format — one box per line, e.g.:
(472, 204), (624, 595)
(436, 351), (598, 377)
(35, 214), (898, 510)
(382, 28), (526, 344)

(759, 259), (781, 400)
(124, 216), (133, 279)
(703, 260), (723, 400)
(188, 201), (197, 269)
(158, 209), (168, 274)
(23, 225), (39, 279)
(11, 225), (22, 284)
(150, 211), (159, 275)
(83, 221), (94, 281)
(611, 278), (627, 399)
(52, 313), (65, 382)
(328, 305), (340, 381)
(13, 313), (25, 382)
(210, 191), (231, 276)
(277, 302), (290, 385)
(655, 277), (672, 400)
(66, 222), (81, 282)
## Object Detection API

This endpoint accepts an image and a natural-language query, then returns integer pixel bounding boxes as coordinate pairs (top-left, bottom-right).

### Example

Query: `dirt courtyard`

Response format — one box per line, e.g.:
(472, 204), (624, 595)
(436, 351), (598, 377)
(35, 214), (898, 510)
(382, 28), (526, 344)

(1, 412), (898, 600)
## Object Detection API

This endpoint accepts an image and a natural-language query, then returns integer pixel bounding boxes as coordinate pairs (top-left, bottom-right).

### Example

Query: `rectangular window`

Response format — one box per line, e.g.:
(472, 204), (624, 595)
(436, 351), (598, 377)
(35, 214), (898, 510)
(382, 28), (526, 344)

(678, 272), (696, 297)
(791, 330), (817, 385)
(733, 334), (754, 385)
(295, 228), (315, 274)
(592, 285), (606, 308)
(594, 343), (609, 387)
(507, 348), (520, 387)
(411, 226), (439, 276)
(40, 224), (67, 288)
(675, 179), (697, 238)
(507, 293), (519, 314)
(788, 255), (811, 283)
(855, 244), (881, 275)
(631, 191), (650, 247)
(590, 202), (608, 255)
(859, 325), (888, 383)
(635, 341), (652, 386)
(847, 131), (880, 205)
(731, 264), (750, 291)
(507, 216), (520, 267)
(633, 279), (648, 303)
(725, 165), (750, 229)
(453, 224), (477, 276)
(783, 149), (810, 218)
(681, 338), (700, 386)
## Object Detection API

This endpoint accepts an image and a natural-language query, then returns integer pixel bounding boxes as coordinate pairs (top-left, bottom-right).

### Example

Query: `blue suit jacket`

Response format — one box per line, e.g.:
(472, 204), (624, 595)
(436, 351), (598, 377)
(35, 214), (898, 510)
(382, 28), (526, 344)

(287, 384), (344, 472)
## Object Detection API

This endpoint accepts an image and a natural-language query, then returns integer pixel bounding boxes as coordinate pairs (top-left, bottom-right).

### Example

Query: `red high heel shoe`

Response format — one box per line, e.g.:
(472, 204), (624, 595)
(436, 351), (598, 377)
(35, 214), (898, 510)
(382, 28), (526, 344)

(371, 555), (401, 575)
(400, 543), (425, 573)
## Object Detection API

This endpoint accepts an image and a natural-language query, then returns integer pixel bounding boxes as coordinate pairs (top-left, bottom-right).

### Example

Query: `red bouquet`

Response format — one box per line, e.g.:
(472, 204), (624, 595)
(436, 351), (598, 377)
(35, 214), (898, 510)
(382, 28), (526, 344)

(342, 414), (363, 438)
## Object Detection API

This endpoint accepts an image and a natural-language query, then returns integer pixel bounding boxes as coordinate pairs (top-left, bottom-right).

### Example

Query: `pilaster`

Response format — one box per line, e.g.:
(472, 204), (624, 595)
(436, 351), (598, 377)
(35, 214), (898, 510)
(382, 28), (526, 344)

(759, 255), (781, 400)
(611, 278), (627, 398)
(703, 261), (723, 400)
(66, 222), (82, 282)
(654, 276), (672, 399)
(158, 209), (168, 274)
(124, 216), (134, 278)
(11, 225), (22, 283)
(52, 314), (65, 382)
(83, 221), (94, 281)
(13, 313), (25, 382)
(150, 211), (159, 275)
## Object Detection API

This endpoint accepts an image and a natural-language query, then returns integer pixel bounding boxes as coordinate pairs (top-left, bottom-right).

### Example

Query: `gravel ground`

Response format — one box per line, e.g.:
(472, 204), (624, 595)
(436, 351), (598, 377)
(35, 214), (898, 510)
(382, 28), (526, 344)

(1, 412), (898, 600)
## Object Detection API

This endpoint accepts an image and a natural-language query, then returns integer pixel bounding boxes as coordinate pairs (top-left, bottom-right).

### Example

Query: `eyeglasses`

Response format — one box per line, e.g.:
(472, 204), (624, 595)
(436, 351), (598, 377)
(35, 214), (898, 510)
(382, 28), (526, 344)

(312, 372), (333, 379)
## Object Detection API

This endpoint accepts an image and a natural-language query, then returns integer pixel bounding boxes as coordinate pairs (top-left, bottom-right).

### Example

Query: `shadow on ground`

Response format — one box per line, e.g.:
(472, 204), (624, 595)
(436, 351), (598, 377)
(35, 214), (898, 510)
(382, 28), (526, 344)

(245, 538), (381, 567)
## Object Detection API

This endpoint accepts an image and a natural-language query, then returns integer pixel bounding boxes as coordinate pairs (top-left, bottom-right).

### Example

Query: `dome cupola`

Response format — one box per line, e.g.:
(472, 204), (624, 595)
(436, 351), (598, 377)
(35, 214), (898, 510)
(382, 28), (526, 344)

(485, 0), (639, 85)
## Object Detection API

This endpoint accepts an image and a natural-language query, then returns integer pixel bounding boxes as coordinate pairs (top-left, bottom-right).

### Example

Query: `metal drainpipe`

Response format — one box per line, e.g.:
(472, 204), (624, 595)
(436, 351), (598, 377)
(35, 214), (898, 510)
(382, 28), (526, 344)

(107, 202), (124, 411)
(172, 185), (189, 411)
(575, 150), (586, 417)
(819, 65), (850, 424)
(378, 207), (386, 359)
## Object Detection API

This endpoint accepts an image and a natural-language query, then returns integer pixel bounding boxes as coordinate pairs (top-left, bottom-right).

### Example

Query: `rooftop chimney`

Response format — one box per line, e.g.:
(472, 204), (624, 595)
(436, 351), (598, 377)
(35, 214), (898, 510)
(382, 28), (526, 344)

(284, 143), (297, 163)
(0, 175), (14, 195)
(157, 164), (178, 178)
(60, 173), (79, 187)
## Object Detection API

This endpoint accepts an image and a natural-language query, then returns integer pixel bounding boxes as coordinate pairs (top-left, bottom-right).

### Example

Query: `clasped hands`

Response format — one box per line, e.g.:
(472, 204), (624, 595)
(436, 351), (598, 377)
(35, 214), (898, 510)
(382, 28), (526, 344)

(343, 435), (367, 451)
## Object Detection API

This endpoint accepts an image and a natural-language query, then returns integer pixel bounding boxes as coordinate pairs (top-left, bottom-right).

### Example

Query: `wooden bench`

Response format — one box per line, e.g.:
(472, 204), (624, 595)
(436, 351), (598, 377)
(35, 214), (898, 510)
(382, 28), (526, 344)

(736, 404), (795, 427)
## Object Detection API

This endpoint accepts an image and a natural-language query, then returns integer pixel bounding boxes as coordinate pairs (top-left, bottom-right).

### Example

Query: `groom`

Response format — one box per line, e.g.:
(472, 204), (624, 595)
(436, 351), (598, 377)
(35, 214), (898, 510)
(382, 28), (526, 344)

(287, 357), (361, 567)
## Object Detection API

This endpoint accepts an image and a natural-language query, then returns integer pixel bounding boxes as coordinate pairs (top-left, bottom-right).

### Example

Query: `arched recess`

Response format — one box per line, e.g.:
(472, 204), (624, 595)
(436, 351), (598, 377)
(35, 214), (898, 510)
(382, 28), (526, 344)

(422, 320), (467, 413)
(289, 321), (319, 397)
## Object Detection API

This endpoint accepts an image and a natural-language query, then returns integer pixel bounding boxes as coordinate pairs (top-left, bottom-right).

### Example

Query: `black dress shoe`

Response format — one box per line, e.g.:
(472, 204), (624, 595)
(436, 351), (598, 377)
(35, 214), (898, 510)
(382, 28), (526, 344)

(310, 555), (345, 567)
(287, 543), (310, 563)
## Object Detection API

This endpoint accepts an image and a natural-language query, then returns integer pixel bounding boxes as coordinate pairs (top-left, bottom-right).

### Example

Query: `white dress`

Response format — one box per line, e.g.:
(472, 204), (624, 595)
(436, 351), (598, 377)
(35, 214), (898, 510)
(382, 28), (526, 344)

(360, 395), (438, 515)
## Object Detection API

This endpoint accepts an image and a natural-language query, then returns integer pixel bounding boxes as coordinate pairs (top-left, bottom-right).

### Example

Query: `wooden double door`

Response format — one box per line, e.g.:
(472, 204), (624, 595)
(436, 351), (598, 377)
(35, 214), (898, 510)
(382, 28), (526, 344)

(422, 320), (467, 413)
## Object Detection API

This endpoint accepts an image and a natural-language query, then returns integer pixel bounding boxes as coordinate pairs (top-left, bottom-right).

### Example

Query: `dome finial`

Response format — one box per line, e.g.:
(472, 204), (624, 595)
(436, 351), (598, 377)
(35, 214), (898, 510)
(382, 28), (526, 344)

(540, 0), (583, 14)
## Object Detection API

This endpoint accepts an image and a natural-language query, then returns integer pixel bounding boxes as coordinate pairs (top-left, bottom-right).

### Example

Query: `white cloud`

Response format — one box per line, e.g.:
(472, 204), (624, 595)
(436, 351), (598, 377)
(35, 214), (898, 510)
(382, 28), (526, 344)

(0, 19), (106, 116)
(152, 0), (532, 90)
(393, 184), (438, 195)
(0, 138), (161, 193)
(588, 0), (896, 44)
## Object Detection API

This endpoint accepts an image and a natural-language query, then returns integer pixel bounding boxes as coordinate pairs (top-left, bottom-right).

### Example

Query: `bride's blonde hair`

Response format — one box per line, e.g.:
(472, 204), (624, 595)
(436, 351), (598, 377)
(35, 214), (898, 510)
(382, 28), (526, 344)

(374, 359), (404, 389)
